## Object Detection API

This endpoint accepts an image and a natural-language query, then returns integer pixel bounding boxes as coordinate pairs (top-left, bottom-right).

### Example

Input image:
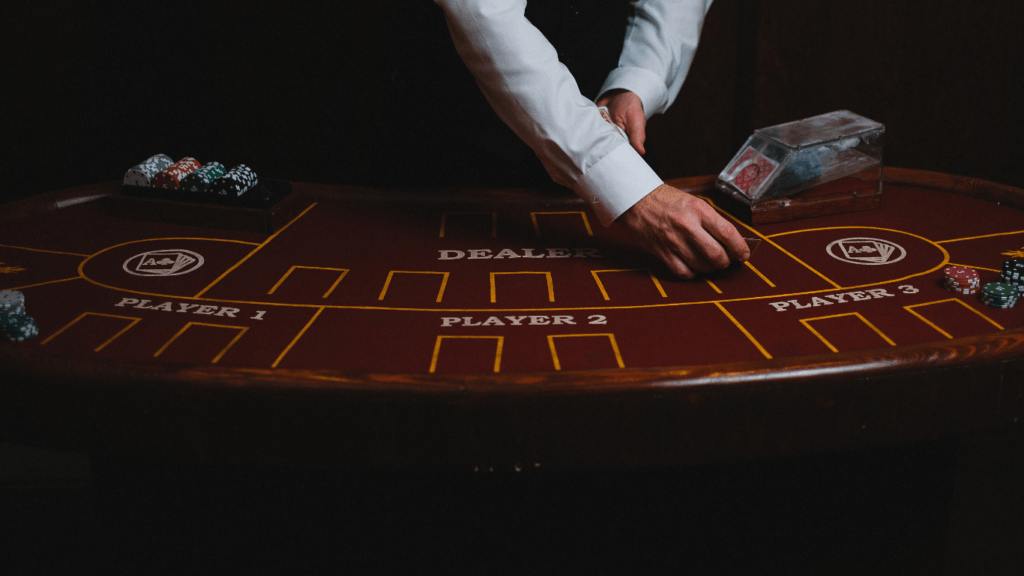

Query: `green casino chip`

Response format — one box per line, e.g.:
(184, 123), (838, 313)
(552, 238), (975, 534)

(983, 282), (1016, 298)
(0, 314), (38, 341)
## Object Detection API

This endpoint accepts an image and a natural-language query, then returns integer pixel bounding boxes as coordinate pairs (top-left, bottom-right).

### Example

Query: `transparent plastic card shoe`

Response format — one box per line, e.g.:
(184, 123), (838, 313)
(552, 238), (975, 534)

(717, 110), (884, 205)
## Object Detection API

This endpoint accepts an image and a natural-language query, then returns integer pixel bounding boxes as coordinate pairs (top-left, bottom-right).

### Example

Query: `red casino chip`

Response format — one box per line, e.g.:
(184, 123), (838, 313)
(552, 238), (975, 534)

(943, 265), (980, 294)
(151, 157), (202, 189)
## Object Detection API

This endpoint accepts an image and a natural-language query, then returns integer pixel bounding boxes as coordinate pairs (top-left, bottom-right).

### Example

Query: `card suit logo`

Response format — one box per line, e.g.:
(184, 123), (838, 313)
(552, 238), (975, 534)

(123, 250), (205, 277)
(827, 238), (906, 266)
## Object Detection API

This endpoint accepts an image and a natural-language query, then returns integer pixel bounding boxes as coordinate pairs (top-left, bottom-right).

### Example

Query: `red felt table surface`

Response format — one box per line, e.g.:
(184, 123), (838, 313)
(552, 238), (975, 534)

(1, 169), (1022, 470)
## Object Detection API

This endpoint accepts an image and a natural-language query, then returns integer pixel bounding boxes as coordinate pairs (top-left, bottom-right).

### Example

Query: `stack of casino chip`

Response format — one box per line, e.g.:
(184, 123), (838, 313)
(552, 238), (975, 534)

(943, 265), (980, 295)
(180, 161), (227, 193)
(980, 282), (1018, 308)
(0, 290), (39, 342)
(151, 157), (202, 189)
(210, 164), (258, 197)
(123, 154), (173, 186)
(999, 258), (1024, 294)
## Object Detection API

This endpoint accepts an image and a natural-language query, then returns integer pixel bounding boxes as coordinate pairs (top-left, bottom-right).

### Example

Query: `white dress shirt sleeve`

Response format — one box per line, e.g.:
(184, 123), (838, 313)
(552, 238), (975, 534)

(599, 0), (714, 119)
(434, 0), (710, 226)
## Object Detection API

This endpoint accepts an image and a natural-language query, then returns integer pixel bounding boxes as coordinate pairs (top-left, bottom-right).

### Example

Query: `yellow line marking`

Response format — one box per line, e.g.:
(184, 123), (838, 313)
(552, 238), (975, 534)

(272, 307), (325, 368)
(589, 269), (666, 300)
(799, 312), (896, 353)
(0, 243), (92, 257)
(74, 275), (949, 313)
(194, 202), (318, 298)
(936, 230), (1024, 244)
(713, 302), (771, 359)
(948, 263), (1000, 273)
(267, 265), (349, 298)
(76, 236), (951, 313)
(490, 271), (554, 303)
(699, 197), (841, 289)
(40, 312), (141, 351)
(904, 298), (1004, 337)
(440, 212), (497, 238)
(547, 333), (624, 370)
(764, 225), (962, 289)
(4, 276), (82, 291)
(379, 271), (450, 303)
(530, 212), (594, 236)
(705, 279), (722, 294)
(744, 261), (775, 287)
(153, 322), (249, 364)
(429, 335), (504, 373)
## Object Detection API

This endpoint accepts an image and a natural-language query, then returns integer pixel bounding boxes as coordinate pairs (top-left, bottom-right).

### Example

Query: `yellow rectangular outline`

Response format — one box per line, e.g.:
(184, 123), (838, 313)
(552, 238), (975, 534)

(530, 211), (594, 236)
(904, 298), (1004, 338)
(547, 333), (624, 370)
(714, 302), (772, 359)
(589, 269), (666, 301)
(154, 322), (249, 364)
(439, 212), (497, 238)
(490, 271), (554, 303)
(799, 312), (895, 353)
(379, 271), (450, 303)
(429, 335), (504, 373)
(272, 306), (325, 368)
(267, 265), (349, 298)
(40, 312), (142, 352)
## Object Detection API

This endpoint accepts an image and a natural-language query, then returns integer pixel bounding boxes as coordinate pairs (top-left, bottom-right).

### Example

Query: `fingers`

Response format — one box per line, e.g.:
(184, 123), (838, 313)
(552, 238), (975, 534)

(596, 90), (647, 155)
(623, 115), (646, 156)
(658, 249), (694, 279)
(618, 184), (750, 280)
(614, 100), (646, 156)
(693, 203), (749, 265)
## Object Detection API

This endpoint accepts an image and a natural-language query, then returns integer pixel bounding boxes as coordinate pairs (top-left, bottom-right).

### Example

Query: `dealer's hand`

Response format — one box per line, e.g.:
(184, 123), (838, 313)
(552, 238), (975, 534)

(618, 184), (750, 279)
(596, 89), (646, 155)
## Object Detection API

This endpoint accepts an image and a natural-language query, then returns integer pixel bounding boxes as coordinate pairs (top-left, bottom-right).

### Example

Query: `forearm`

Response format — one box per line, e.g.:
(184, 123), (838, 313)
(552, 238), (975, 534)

(598, 0), (713, 118)
(435, 0), (662, 225)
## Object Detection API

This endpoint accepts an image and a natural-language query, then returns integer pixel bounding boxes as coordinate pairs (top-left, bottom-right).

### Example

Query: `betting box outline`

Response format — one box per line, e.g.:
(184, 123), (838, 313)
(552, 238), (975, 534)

(8, 201), (1024, 371)
(66, 226), (952, 314)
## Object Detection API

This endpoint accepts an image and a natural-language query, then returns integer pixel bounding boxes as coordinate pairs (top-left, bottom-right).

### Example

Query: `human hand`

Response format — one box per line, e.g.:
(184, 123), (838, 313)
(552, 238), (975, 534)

(617, 184), (750, 279)
(596, 89), (646, 155)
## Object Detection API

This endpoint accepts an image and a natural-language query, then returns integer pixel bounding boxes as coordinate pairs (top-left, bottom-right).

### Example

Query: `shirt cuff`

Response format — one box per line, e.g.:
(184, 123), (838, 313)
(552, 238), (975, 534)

(597, 67), (669, 119)
(574, 142), (664, 226)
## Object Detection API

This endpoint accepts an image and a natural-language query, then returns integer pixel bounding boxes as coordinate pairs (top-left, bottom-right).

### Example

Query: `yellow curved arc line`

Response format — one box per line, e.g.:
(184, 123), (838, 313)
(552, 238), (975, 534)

(76, 236), (278, 296)
(763, 225), (955, 288)
(74, 226), (952, 313)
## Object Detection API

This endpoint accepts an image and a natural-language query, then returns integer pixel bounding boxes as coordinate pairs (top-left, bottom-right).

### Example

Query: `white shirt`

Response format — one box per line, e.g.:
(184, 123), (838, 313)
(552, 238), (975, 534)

(434, 0), (713, 225)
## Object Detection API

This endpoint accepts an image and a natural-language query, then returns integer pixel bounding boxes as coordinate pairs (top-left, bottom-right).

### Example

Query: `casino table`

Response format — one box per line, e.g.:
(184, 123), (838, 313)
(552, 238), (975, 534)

(1, 168), (1022, 472)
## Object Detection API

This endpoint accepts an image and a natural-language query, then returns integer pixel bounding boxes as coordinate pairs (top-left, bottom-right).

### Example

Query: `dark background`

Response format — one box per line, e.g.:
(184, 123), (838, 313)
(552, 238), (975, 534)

(1, 1), (1022, 573)
(2, 0), (1023, 205)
